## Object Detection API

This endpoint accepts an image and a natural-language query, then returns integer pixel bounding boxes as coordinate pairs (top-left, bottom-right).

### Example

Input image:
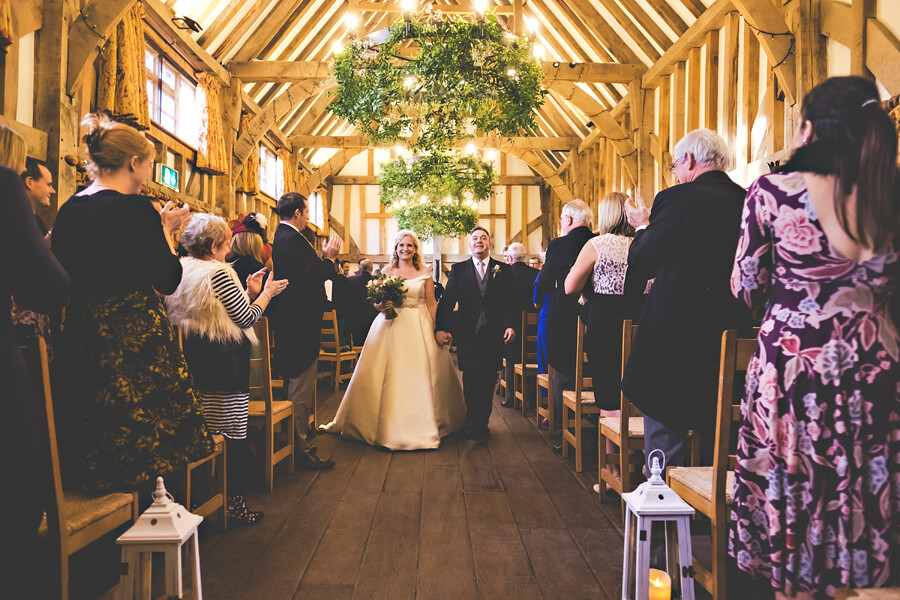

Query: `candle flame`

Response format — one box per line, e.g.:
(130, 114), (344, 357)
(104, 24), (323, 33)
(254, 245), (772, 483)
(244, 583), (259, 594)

(652, 577), (661, 586)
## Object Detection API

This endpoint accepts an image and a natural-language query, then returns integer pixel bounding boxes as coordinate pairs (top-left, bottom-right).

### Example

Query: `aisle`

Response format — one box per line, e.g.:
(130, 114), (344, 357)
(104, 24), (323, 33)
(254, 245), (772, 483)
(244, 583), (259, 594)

(197, 387), (626, 600)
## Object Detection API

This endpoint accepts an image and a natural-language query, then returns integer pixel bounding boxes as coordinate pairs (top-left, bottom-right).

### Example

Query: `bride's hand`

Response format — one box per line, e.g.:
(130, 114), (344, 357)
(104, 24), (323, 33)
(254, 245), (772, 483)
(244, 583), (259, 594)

(374, 300), (393, 312)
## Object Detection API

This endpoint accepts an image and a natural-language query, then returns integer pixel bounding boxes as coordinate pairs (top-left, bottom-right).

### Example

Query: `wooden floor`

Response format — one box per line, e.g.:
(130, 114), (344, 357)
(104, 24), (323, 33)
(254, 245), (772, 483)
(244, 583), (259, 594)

(194, 386), (627, 600)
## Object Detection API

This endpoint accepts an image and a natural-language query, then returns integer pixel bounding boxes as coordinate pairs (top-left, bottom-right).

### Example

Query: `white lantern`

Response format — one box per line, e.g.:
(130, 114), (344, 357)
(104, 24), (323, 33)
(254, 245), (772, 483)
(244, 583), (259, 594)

(117, 477), (204, 599)
(621, 451), (695, 600)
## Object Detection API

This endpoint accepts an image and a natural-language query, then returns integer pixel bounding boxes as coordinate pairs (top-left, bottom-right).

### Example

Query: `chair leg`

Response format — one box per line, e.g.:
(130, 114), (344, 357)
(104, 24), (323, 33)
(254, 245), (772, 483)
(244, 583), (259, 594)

(288, 413), (296, 473)
(598, 434), (608, 500)
(219, 441), (227, 531)
(575, 418), (583, 472)
(266, 421), (275, 493)
(562, 405), (570, 458)
(711, 514), (727, 599)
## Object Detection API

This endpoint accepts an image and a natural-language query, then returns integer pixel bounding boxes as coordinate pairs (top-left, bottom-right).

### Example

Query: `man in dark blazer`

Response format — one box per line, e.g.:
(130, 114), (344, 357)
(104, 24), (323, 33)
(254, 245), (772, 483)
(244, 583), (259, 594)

(500, 242), (540, 407)
(270, 192), (341, 469)
(534, 200), (596, 441)
(622, 128), (752, 471)
(347, 259), (377, 346)
(1, 167), (70, 596)
(436, 227), (516, 440)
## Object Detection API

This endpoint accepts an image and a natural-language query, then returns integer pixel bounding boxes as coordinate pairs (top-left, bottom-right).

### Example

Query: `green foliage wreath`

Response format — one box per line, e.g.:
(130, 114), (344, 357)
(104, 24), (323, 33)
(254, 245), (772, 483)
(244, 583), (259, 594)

(329, 10), (546, 152)
(379, 153), (496, 239)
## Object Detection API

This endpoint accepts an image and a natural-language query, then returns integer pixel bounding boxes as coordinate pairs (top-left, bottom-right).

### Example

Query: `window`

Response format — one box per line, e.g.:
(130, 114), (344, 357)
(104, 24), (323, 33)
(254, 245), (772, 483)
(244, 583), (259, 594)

(258, 144), (284, 198)
(308, 191), (325, 229)
(145, 46), (203, 149)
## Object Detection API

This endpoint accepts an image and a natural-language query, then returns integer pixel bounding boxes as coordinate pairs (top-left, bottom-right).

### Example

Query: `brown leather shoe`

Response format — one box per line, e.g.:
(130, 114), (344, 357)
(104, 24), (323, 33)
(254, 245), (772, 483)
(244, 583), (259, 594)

(299, 449), (335, 470)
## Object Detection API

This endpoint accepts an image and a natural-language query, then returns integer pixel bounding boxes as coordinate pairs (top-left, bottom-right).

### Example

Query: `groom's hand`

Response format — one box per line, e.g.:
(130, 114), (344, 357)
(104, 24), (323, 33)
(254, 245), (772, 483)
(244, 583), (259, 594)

(435, 331), (452, 346)
(503, 328), (516, 344)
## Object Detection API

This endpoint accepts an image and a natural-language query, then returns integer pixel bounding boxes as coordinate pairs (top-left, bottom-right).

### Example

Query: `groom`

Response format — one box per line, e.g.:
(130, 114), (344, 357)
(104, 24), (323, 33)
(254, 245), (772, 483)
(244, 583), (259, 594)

(436, 227), (516, 440)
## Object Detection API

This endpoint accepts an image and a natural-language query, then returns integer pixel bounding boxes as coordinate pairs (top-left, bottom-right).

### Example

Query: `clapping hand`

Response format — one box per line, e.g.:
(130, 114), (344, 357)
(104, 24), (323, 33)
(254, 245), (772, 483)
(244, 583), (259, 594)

(322, 233), (342, 260)
(262, 274), (289, 298)
(625, 195), (650, 229)
(160, 201), (191, 236)
(247, 268), (267, 298)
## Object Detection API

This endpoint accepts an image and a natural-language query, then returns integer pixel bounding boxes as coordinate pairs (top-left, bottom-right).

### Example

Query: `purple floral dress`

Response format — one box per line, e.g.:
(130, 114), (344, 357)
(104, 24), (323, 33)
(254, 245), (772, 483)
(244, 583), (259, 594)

(729, 171), (899, 597)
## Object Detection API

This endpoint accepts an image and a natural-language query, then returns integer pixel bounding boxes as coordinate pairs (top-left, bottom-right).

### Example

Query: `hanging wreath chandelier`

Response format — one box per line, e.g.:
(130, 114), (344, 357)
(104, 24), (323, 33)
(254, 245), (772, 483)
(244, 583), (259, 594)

(328, 5), (546, 153)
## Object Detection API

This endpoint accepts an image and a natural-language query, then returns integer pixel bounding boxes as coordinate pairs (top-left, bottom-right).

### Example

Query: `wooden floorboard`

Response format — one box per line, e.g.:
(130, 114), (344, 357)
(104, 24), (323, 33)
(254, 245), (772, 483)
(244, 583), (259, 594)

(85, 383), (631, 599)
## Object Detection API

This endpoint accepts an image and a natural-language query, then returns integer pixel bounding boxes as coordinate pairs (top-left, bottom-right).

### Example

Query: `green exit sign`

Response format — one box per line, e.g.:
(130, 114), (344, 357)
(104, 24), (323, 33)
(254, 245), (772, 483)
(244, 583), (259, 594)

(157, 164), (179, 191)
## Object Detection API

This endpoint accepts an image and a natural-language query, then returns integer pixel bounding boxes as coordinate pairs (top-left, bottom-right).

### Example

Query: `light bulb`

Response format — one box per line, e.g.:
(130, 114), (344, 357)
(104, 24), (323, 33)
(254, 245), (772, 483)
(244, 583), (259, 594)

(401, 0), (414, 12)
(486, 150), (497, 162)
(525, 16), (537, 34)
(404, 76), (416, 88)
(444, 197), (453, 204)
(419, 196), (428, 204)
(345, 14), (357, 29)
(506, 68), (517, 78)
(533, 43), (545, 59)
(474, 0), (487, 14)
(332, 41), (343, 54)
(465, 143), (476, 155)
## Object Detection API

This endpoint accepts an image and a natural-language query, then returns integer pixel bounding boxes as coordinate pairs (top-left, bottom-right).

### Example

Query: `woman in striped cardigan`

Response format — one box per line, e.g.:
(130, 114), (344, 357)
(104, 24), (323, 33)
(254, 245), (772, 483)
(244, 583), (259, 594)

(166, 213), (288, 525)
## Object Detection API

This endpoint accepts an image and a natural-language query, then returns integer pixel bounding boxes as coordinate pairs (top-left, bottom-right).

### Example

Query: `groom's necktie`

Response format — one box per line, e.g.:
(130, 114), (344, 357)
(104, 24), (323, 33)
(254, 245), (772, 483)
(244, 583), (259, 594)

(476, 260), (485, 281)
(475, 259), (488, 333)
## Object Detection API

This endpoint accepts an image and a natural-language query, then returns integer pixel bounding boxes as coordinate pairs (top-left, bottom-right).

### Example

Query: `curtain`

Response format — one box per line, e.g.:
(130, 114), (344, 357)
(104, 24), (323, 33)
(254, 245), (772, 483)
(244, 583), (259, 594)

(235, 113), (259, 194)
(277, 148), (295, 193)
(196, 73), (228, 174)
(96, 3), (150, 129)
(0, 0), (12, 47)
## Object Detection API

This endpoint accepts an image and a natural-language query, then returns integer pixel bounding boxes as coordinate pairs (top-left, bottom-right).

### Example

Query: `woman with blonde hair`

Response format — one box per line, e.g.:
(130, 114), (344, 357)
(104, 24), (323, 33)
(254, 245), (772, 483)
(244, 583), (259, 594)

(166, 213), (287, 524)
(321, 229), (466, 449)
(564, 193), (649, 476)
(51, 113), (214, 494)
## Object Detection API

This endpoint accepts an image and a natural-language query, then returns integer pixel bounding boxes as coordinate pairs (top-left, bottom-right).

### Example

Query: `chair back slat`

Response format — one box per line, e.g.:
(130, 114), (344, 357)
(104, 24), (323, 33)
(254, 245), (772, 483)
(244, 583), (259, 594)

(520, 311), (539, 365)
(319, 310), (341, 353)
(249, 318), (275, 422)
(712, 331), (757, 504)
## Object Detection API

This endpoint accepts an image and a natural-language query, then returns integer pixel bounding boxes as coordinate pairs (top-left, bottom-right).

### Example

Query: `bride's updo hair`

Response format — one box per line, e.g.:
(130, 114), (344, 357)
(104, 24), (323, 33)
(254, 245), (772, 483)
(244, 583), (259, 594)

(81, 112), (154, 178)
(390, 229), (424, 270)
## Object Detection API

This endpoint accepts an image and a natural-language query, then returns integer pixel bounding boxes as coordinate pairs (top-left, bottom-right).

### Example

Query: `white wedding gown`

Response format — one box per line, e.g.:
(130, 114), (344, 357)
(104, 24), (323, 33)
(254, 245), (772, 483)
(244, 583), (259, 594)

(320, 274), (467, 450)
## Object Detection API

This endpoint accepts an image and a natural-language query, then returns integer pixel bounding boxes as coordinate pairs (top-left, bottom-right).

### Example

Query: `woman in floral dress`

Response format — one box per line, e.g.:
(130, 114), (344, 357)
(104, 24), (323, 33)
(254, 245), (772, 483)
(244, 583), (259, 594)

(729, 76), (899, 598)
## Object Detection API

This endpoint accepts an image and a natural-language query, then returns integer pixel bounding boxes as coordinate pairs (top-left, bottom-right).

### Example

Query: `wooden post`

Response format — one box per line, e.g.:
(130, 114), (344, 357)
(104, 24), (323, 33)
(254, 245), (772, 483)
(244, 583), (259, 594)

(220, 78), (243, 218)
(687, 47), (701, 132)
(850, 0), (876, 79)
(741, 19), (761, 163)
(721, 13), (740, 160)
(630, 79), (654, 203)
(704, 30), (719, 131)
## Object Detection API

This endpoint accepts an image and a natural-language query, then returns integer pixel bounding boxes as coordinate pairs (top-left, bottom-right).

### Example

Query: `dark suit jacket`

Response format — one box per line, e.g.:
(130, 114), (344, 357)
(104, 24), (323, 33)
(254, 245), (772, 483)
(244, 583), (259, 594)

(270, 223), (335, 376)
(622, 170), (752, 437)
(435, 257), (515, 372)
(2, 167), (70, 456)
(505, 261), (540, 359)
(534, 225), (597, 376)
(347, 271), (377, 345)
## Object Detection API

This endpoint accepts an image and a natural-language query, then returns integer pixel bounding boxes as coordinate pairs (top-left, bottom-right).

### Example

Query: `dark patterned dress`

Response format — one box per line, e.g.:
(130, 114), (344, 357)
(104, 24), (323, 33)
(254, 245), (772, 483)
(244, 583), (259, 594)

(52, 190), (214, 493)
(729, 171), (899, 597)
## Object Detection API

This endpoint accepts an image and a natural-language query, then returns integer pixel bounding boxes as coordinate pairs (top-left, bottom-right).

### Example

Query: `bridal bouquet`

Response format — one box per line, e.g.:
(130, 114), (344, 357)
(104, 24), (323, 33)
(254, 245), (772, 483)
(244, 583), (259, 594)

(366, 274), (407, 320)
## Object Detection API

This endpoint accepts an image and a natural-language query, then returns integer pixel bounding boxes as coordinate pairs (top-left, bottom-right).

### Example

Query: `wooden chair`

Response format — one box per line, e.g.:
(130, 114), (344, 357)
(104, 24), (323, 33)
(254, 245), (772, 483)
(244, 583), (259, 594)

(513, 311), (540, 416)
(666, 329), (756, 600)
(184, 434), (227, 529)
(535, 368), (554, 431)
(597, 320), (645, 515)
(318, 309), (359, 391)
(26, 337), (138, 600)
(561, 315), (603, 472)
(248, 317), (295, 493)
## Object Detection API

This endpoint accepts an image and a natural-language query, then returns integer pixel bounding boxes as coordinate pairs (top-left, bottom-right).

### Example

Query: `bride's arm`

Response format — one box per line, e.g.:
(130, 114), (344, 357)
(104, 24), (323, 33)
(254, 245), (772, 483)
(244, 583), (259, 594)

(424, 275), (437, 323)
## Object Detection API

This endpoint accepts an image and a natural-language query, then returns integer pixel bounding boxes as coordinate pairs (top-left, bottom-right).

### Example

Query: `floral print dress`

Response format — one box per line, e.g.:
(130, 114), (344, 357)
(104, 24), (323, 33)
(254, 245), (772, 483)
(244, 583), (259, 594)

(729, 171), (899, 597)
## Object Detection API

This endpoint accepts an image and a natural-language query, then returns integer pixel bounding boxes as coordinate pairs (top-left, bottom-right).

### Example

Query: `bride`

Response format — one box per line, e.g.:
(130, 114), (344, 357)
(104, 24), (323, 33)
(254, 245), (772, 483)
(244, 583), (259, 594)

(319, 230), (466, 450)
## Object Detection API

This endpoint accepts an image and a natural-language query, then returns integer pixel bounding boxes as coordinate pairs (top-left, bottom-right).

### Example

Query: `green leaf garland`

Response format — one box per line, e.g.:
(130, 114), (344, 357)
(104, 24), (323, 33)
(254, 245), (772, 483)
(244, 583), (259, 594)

(379, 153), (496, 240)
(329, 10), (546, 153)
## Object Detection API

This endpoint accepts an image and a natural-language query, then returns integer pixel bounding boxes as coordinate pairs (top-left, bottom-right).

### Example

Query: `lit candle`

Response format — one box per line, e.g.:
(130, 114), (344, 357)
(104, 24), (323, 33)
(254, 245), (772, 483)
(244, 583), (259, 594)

(648, 568), (671, 600)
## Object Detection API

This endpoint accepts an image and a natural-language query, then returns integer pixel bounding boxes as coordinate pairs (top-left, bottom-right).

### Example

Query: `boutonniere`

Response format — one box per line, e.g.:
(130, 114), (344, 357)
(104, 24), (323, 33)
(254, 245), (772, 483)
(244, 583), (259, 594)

(491, 264), (502, 279)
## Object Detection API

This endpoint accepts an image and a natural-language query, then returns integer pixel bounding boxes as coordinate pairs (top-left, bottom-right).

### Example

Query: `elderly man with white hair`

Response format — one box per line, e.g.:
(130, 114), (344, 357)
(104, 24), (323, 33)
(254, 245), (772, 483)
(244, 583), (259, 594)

(534, 199), (596, 444)
(499, 242), (540, 407)
(622, 128), (752, 473)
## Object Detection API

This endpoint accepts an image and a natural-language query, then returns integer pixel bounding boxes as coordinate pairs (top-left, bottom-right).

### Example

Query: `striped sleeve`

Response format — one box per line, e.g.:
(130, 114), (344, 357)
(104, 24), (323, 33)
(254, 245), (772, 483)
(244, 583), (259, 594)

(211, 269), (262, 329)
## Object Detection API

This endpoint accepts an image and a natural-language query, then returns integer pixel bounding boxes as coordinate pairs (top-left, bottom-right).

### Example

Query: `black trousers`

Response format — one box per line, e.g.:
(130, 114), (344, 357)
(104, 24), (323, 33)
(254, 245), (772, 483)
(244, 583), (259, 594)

(462, 367), (498, 432)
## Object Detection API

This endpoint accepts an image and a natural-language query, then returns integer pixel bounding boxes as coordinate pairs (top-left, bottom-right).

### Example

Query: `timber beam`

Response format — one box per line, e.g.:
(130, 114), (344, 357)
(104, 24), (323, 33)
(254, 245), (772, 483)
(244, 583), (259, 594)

(331, 175), (543, 185)
(288, 135), (579, 151)
(228, 61), (645, 84)
(730, 0), (797, 105)
(357, 2), (514, 14)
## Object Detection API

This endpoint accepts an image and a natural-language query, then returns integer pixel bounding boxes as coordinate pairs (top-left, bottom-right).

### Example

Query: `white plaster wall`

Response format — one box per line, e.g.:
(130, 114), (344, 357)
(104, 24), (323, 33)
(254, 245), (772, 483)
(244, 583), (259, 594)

(16, 32), (35, 127)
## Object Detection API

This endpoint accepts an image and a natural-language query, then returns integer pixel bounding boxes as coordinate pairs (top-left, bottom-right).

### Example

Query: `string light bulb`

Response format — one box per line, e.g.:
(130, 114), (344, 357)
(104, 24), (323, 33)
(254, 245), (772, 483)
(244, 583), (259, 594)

(486, 150), (498, 162)
(525, 16), (537, 34)
(506, 68), (517, 78)
(533, 43), (545, 59)
(419, 196), (428, 205)
(474, 0), (487, 15)
(465, 143), (477, 155)
(332, 41), (343, 54)
(404, 76), (416, 88)
(345, 14), (357, 29)
(401, 0), (414, 12)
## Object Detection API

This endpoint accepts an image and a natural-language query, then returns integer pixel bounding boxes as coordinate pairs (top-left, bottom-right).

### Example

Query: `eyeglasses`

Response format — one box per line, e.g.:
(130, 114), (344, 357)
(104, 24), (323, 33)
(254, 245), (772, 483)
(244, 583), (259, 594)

(668, 157), (683, 173)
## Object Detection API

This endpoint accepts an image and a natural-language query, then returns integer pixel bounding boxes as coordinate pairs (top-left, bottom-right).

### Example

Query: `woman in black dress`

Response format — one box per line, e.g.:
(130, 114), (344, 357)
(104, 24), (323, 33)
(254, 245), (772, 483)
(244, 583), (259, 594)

(51, 113), (214, 493)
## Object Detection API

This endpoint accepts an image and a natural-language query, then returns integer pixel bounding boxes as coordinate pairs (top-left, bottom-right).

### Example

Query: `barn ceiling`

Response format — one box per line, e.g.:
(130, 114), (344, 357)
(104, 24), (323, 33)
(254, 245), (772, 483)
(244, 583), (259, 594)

(162, 0), (713, 168)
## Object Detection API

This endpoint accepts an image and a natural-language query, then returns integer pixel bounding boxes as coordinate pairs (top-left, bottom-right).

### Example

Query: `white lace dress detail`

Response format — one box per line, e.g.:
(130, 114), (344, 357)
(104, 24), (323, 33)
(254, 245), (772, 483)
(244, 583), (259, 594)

(590, 234), (631, 295)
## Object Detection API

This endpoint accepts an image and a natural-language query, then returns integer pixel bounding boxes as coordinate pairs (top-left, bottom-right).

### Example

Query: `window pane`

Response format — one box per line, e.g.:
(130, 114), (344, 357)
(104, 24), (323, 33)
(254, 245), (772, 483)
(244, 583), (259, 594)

(276, 155), (285, 197)
(161, 64), (176, 88)
(176, 79), (200, 148)
(147, 81), (158, 120)
(159, 113), (175, 131)
(145, 50), (156, 72)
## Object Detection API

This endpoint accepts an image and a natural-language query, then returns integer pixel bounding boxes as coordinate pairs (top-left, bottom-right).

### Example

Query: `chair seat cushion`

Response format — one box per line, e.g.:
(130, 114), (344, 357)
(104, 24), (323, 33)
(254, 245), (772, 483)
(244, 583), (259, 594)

(212, 434), (225, 449)
(536, 373), (549, 387)
(598, 416), (644, 438)
(561, 390), (596, 405)
(667, 467), (734, 505)
(39, 492), (133, 537)
(248, 400), (293, 418)
(319, 350), (358, 359)
(514, 363), (538, 375)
